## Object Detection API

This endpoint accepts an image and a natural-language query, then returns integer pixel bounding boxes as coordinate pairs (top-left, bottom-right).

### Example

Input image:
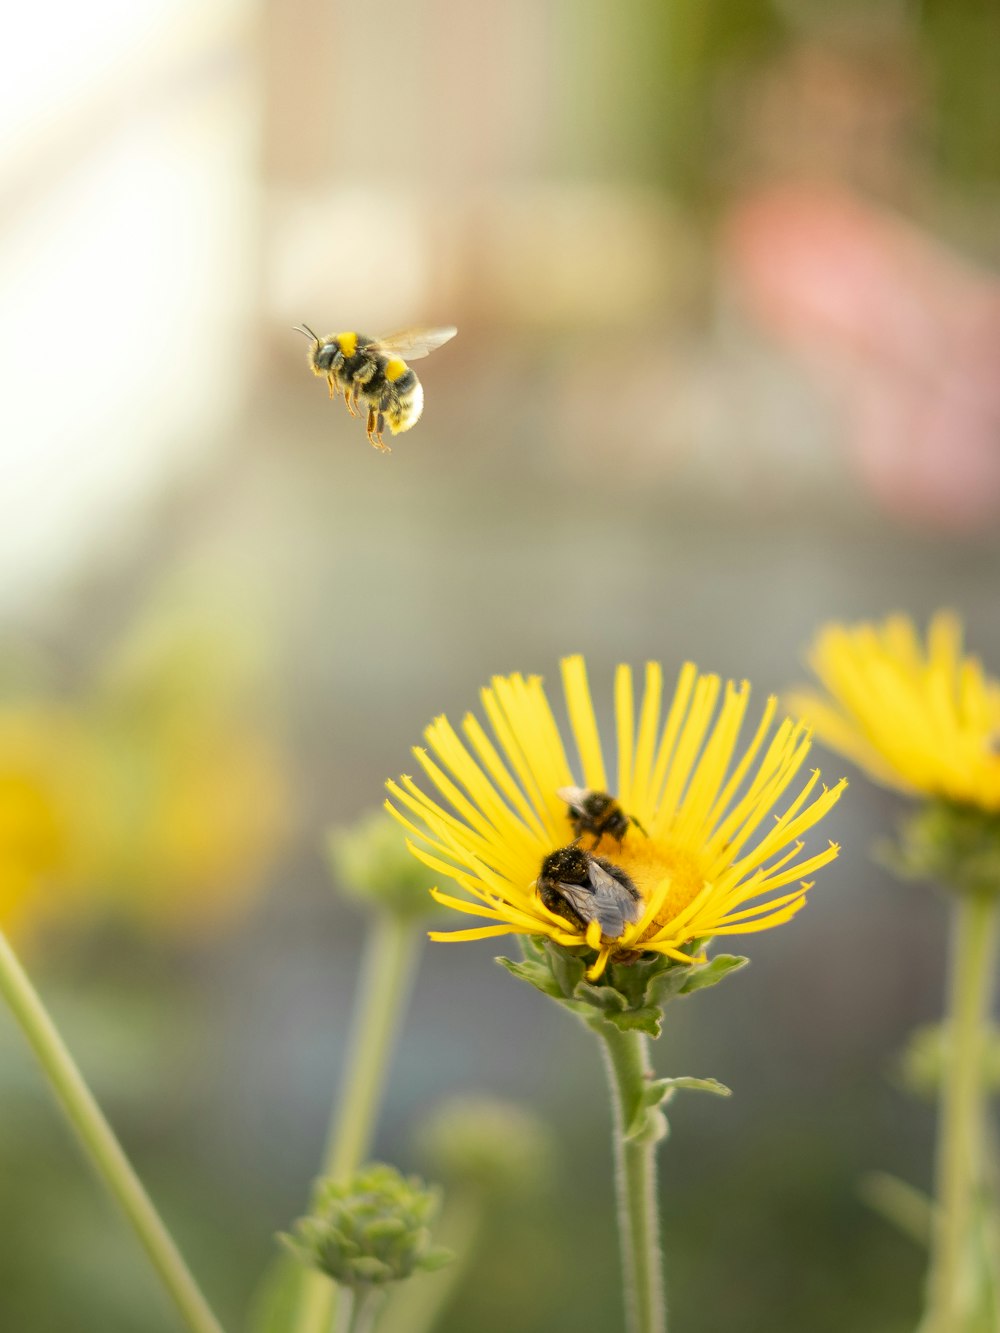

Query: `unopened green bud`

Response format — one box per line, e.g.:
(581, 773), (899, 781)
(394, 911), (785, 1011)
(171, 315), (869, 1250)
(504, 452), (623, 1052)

(283, 1163), (452, 1288)
(328, 811), (439, 918)
(416, 1097), (554, 1199)
(881, 800), (1000, 899)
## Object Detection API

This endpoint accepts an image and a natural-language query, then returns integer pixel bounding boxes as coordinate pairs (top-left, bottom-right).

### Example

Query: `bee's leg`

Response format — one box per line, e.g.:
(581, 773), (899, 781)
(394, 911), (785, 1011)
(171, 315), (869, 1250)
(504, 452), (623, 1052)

(630, 815), (650, 839)
(325, 351), (345, 400)
(344, 388), (358, 417)
(366, 410), (390, 453)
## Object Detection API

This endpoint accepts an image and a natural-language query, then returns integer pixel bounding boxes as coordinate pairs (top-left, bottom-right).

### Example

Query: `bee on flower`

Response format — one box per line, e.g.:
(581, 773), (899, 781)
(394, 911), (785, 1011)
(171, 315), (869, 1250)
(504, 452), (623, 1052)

(386, 656), (846, 982)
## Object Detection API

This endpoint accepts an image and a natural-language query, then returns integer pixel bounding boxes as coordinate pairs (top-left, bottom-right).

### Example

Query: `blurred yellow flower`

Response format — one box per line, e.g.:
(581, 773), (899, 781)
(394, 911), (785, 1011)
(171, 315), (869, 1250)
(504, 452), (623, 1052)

(102, 714), (292, 937)
(789, 612), (1000, 811)
(388, 656), (844, 981)
(0, 705), (107, 939)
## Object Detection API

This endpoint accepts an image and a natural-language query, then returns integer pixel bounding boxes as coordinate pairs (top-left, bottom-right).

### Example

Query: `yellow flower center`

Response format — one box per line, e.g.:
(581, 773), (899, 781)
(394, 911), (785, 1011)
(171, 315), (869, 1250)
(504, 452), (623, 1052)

(592, 833), (706, 934)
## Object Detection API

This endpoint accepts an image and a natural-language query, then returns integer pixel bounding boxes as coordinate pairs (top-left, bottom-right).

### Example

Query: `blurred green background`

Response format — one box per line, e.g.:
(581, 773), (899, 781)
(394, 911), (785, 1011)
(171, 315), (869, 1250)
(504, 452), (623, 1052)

(1, 0), (999, 1329)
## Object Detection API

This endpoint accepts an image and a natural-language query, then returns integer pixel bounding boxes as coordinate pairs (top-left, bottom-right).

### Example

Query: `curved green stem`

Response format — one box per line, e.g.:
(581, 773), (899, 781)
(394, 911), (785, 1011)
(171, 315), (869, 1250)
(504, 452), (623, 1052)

(924, 892), (999, 1333)
(597, 1026), (666, 1333)
(294, 913), (422, 1333)
(0, 931), (224, 1333)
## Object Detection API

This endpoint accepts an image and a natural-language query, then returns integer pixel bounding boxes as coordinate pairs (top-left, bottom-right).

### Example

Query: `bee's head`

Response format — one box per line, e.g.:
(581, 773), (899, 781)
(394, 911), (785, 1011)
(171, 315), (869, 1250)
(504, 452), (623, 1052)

(313, 339), (340, 372)
(293, 323), (329, 371)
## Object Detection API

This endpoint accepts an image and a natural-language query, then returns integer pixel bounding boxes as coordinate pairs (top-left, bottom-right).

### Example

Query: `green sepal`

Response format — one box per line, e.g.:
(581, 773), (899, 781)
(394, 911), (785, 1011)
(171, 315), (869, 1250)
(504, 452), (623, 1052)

(496, 937), (749, 1037)
(496, 954), (566, 1000)
(417, 1246), (455, 1272)
(880, 800), (1000, 899)
(678, 954), (749, 994)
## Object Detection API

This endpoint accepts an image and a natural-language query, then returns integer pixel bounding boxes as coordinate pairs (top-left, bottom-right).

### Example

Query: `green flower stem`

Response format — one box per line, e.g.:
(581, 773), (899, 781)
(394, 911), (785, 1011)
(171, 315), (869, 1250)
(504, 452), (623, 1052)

(925, 892), (1000, 1333)
(338, 1287), (384, 1333)
(376, 1191), (483, 1333)
(0, 931), (224, 1333)
(294, 912), (422, 1333)
(598, 1026), (666, 1333)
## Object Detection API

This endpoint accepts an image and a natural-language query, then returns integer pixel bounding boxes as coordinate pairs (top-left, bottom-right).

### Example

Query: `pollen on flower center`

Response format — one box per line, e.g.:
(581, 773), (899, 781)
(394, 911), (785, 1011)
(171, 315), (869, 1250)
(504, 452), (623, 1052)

(594, 836), (706, 934)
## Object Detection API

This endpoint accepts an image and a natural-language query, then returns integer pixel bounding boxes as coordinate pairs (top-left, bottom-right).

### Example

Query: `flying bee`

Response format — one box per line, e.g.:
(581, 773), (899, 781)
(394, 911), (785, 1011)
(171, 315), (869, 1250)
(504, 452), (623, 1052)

(536, 845), (641, 941)
(556, 786), (648, 848)
(294, 324), (457, 452)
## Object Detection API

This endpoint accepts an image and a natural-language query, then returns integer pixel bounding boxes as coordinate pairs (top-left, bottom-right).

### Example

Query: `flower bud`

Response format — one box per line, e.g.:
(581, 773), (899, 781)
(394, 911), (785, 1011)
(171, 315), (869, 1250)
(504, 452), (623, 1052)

(283, 1163), (452, 1288)
(328, 811), (439, 918)
(416, 1096), (553, 1199)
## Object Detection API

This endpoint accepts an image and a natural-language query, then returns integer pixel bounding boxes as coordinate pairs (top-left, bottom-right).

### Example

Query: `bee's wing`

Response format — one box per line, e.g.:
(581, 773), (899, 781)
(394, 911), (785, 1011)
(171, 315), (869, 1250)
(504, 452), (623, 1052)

(370, 326), (457, 361)
(586, 861), (641, 937)
(556, 785), (590, 810)
(552, 880), (598, 925)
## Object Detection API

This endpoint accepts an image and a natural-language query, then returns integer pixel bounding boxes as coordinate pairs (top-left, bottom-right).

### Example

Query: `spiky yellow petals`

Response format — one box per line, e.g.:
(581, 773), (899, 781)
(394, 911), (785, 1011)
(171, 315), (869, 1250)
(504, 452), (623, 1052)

(387, 657), (845, 981)
(789, 612), (1000, 812)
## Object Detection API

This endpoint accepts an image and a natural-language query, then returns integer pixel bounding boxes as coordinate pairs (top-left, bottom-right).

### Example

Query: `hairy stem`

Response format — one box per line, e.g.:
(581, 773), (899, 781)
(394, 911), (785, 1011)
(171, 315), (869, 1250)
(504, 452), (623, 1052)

(924, 892), (999, 1332)
(597, 1026), (666, 1333)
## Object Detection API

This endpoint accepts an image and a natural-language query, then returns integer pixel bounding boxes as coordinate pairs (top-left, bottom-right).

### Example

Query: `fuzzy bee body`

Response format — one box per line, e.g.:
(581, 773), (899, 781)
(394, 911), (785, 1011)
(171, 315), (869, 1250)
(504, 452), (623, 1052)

(557, 786), (647, 847)
(536, 845), (641, 941)
(295, 324), (455, 452)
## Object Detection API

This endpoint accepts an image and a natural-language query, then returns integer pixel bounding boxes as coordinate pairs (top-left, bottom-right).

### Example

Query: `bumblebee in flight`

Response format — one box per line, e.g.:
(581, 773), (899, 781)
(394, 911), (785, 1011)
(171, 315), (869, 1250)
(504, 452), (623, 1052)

(295, 324), (457, 452)
(536, 845), (641, 941)
(557, 786), (648, 848)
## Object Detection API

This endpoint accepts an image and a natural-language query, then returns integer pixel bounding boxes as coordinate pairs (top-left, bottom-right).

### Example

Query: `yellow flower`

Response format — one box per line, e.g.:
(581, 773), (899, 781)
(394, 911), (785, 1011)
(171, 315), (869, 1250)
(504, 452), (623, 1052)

(101, 714), (292, 938)
(0, 706), (108, 939)
(788, 612), (1000, 812)
(387, 657), (845, 981)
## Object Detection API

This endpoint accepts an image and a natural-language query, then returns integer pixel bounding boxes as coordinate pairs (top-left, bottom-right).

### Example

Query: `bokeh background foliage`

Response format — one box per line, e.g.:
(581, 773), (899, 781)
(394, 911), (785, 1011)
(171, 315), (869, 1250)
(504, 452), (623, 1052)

(1, 0), (998, 1328)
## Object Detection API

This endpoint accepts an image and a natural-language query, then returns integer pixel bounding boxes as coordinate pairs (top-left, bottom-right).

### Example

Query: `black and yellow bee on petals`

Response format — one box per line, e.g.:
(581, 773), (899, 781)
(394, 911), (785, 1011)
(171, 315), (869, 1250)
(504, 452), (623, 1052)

(295, 325), (457, 452)
(557, 786), (648, 848)
(536, 845), (641, 941)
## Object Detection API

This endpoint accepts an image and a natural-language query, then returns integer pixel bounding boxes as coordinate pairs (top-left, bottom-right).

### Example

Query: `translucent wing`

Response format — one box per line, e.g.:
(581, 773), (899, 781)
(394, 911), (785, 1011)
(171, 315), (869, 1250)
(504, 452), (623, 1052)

(558, 861), (640, 939)
(556, 785), (590, 812)
(552, 881), (600, 925)
(370, 326), (458, 361)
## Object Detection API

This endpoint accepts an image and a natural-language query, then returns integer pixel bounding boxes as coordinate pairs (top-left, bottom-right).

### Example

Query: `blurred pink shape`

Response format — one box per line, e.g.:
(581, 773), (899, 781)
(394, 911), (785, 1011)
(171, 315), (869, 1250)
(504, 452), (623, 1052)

(726, 184), (1000, 530)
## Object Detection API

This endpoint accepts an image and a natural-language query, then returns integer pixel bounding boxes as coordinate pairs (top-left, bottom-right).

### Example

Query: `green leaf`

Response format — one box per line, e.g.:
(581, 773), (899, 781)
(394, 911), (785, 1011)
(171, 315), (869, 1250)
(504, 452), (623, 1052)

(623, 1091), (670, 1144)
(859, 1171), (932, 1247)
(657, 1075), (732, 1097)
(678, 955), (749, 995)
